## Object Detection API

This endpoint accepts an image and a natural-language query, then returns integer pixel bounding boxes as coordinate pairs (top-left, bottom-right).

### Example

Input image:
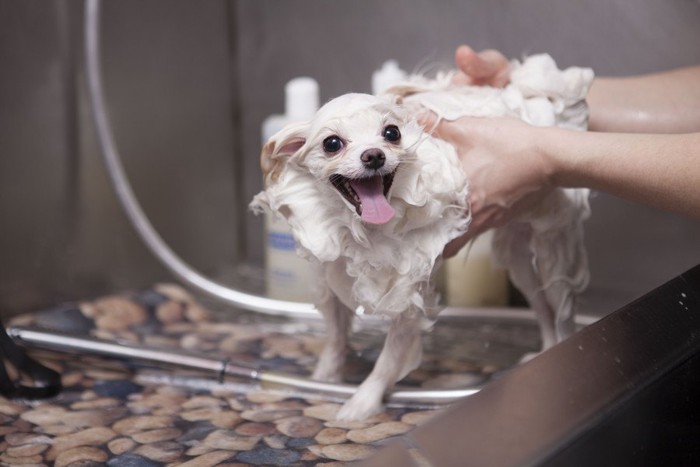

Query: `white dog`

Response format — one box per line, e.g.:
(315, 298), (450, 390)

(251, 55), (593, 420)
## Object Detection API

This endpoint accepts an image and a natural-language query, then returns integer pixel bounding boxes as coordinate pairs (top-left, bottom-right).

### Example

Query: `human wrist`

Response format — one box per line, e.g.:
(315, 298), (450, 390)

(529, 126), (564, 187)
(534, 126), (577, 189)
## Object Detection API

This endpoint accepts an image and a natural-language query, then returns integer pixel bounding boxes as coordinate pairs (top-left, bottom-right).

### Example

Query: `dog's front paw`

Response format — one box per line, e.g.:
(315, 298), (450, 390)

(336, 391), (384, 421)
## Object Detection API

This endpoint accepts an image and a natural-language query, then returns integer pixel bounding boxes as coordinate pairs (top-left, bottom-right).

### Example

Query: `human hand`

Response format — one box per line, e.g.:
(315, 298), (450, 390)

(451, 45), (510, 88)
(420, 114), (556, 257)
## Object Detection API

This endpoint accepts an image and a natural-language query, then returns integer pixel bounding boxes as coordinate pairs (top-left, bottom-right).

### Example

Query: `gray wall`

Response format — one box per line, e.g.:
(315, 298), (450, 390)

(1, 0), (699, 317)
(0, 0), (239, 313)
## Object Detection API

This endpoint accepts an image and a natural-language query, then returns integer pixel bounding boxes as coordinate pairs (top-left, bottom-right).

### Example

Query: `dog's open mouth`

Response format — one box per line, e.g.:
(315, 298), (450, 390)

(330, 172), (396, 224)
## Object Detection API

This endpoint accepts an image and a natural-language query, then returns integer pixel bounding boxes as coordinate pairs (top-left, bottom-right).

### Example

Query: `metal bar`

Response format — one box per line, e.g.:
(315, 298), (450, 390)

(9, 325), (480, 407)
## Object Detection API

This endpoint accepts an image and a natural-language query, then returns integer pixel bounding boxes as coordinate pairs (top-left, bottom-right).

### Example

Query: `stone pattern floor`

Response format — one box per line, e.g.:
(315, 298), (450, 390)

(1, 284), (539, 466)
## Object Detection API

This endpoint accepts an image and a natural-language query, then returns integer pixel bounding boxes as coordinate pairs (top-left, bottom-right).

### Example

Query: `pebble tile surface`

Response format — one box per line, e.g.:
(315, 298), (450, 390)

(2, 284), (539, 465)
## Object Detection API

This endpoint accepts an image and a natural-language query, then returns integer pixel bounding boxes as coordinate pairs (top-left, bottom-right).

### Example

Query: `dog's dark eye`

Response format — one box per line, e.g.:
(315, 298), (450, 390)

(323, 135), (344, 154)
(383, 125), (401, 143)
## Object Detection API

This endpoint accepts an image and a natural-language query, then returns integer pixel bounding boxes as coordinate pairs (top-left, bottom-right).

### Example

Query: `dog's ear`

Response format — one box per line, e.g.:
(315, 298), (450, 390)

(260, 121), (309, 186)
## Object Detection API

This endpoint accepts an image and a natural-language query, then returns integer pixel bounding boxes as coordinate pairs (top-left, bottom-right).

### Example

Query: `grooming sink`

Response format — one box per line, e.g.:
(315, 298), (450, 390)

(3, 267), (697, 464)
(365, 265), (700, 466)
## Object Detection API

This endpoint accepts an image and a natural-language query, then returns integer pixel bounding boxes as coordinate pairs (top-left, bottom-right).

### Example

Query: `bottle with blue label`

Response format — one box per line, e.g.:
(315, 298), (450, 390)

(261, 77), (319, 302)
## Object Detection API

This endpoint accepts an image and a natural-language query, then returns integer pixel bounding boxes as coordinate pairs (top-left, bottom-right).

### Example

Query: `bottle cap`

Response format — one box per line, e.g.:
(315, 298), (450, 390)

(372, 60), (407, 95)
(261, 114), (288, 143)
(285, 77), (320, 121)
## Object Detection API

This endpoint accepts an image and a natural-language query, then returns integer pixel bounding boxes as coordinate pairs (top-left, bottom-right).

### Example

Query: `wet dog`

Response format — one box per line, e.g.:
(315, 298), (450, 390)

(251, 55), (593, 420)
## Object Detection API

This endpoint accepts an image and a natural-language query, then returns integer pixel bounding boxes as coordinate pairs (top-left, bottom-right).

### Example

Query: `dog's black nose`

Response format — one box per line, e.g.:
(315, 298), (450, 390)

(361, 149), (385, 170)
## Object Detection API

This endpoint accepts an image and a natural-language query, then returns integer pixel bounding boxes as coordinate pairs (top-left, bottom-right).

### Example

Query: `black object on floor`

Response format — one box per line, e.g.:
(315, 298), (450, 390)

(0, 320), (62, 399)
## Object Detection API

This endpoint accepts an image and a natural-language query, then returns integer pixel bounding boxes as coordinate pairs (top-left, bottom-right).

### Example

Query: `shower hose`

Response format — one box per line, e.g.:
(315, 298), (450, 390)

(84, 0), (314, 317)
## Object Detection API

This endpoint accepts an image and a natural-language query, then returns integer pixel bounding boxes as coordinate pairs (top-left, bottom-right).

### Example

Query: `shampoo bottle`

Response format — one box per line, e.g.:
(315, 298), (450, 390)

(262, 77), (319, 302)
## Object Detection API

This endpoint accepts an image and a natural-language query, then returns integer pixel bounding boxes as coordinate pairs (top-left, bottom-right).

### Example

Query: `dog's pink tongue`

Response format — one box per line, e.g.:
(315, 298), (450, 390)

(351, 176), (395, 224)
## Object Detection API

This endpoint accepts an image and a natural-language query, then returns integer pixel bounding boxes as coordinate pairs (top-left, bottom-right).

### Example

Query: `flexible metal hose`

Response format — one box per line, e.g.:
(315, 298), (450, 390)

(84, 0), (314, 317)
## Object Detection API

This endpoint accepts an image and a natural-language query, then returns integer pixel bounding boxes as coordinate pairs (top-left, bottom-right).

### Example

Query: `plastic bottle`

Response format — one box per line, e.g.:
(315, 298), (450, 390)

(261, 77), (319, 302)
(372, 60), (407, 95)
(443, 230), (509, 307)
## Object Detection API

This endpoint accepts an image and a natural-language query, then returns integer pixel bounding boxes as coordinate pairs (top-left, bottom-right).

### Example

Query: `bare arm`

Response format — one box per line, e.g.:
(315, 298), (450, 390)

(588, 67), (700, 133)
(433, 46), (700, 256)
(549, 129), (700, 216)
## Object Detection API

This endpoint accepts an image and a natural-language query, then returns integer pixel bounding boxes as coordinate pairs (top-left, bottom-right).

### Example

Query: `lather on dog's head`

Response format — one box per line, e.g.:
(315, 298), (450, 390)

(260, 93), (425, 225)
(253, 91), (469, 267)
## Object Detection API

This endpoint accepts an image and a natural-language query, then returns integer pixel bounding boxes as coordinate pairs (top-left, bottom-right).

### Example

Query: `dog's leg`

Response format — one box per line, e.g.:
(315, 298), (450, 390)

(530, 225), (588, 344)
(336, 313), (423, 421)
(493, 225), (559, 352)
(312, 292), (354, 383)
(494, 197), (589, 356)
(312, 261), (355, 383)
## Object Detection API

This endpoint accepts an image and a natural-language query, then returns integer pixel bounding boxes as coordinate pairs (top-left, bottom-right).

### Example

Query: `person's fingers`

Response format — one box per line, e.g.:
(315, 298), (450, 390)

(456, 45), (486, 78)
(479, 50), (510, 87)
(451, 71), (473, 86)
(455, 45), (510, 87)
(418, 112), (463, 141)
(418, 113), (482, 147)
(443, 233), (471, 259)
(442, 213), (492, 258)
(417, 111), (440, 134)
(452, 46), (479, 85)
(419, 115), (455, 141)
(477, 49), (509, 76)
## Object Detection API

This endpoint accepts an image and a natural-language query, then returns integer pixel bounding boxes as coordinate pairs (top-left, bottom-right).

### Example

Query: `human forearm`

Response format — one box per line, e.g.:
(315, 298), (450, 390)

(545, 129), (700, 218)
(587, 67), (700, 134)
(453, 46), (700, 134)
(437, 47), (700, 256)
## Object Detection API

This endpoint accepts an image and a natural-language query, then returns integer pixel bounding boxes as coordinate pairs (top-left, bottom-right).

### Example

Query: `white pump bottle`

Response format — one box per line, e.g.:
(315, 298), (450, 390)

(261, 77), (319, 302)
